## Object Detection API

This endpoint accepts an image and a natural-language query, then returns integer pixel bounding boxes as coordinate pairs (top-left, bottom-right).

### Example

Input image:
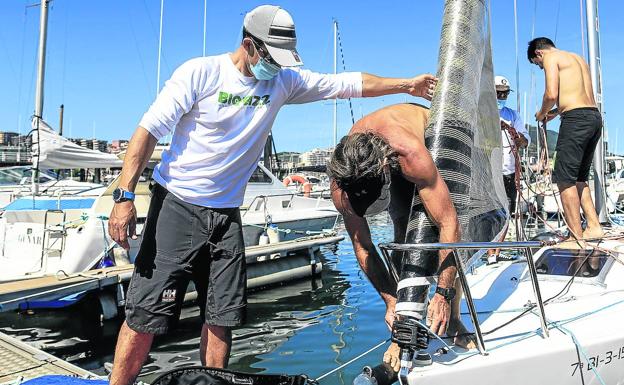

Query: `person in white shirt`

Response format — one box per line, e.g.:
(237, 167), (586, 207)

(488, 75), (530, 261)
(107, 5), (438, 385)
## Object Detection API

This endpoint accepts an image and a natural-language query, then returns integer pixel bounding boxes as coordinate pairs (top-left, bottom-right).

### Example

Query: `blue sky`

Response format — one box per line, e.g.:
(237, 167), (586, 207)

(0, 0), (622, 153)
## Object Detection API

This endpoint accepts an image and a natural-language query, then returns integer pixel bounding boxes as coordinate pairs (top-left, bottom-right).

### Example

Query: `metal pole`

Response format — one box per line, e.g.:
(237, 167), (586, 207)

(380, 241), (546, 251)
(585, 0), (608, 222)
(32, 0), (49, 196)
(513, 0), (520, 112)
(156, 0), (164, 95)
(523, 247), (549, 337)
(59, 104), (64, 136)
(202, 0), (207, 56)
(333, 20), (337, 148)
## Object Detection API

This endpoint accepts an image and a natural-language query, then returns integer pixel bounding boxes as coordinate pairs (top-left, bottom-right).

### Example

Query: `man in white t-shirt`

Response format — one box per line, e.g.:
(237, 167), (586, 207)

(107, 5), (438, 385)
(488, 75), (530, 260)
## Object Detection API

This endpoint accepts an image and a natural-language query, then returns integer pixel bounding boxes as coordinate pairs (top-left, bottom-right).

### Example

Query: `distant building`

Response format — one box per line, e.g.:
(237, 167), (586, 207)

(277, 152), (300, 169)
(300, 148), (333, 167)
(0, 132), (19, 146)
(110, 139), (129, 154)
(70, 138), (108, 153)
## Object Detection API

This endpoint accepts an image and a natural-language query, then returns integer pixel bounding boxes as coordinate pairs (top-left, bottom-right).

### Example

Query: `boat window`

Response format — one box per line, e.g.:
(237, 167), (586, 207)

(535, 248), (609, 278)
(248, 167), (273, 183)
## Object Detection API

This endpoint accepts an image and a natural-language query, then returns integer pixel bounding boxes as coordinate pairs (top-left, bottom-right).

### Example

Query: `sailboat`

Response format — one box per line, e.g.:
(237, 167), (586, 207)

(354, 0), (624, 384)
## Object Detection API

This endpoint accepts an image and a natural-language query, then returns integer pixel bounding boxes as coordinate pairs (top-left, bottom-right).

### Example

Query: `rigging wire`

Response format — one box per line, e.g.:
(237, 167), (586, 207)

(125, 5), (152, 95)
(553, 0), (562, 43)
(334, 21), (356, 126)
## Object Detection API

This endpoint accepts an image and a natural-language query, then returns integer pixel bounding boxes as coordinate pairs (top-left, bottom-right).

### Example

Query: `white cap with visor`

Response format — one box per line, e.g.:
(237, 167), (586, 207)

(243, 5), (303, 67)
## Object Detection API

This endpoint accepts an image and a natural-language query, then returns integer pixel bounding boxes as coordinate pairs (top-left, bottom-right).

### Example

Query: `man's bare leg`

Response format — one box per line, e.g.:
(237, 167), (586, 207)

(200, 323), (232, 368)
(109, 321), (154, 385)
(577, 181), (603, 239)
(558, 182), (584, 243)
(446, 277), (476, 349)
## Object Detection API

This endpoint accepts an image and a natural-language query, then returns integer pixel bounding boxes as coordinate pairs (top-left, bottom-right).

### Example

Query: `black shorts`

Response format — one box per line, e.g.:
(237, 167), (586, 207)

(553, 107), (602, 185)
(125, 183), (246, 335)
(503, 173), (517, 214)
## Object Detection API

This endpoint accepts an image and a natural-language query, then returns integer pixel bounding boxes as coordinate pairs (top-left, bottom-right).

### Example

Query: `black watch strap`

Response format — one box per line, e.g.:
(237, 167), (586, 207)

(435, 286), (456, 302)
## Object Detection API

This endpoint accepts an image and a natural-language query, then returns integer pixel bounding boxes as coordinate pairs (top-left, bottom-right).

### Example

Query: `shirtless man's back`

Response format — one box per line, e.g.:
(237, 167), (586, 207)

(549, 50), (596, 113)
(529, 36), (603, 241)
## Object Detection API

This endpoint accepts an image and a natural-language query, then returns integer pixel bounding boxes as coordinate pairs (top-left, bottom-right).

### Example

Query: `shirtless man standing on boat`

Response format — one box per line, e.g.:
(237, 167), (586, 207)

(327, 103), (474, 371)
(529, 37), (604, 242)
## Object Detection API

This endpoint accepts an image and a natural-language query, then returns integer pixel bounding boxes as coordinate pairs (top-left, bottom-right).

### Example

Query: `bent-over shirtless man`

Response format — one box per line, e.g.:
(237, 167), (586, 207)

(529, 37), (603, 242)
(327, 103), (474, 371)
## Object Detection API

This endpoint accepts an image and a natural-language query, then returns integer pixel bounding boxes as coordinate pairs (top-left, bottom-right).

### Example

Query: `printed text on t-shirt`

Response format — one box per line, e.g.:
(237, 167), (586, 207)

(218, 91), (270, 107)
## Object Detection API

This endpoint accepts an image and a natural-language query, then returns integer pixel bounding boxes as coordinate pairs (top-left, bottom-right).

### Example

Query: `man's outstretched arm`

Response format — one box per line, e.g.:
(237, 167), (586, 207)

(361, 73), (437, 100)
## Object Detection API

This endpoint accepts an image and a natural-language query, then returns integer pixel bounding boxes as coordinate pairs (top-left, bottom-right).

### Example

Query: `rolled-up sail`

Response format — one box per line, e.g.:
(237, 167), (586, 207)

(396, 0), (508, 320)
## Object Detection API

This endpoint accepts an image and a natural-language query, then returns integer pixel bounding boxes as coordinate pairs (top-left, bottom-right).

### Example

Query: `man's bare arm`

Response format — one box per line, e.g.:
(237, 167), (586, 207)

(537, 55), (559, 120)
(118, 127), (158, 192)
(399, 141), (459, 335)
(108, 127), (158, 250)
(331, 185), (397, 321)
(361, 73), (437, 100)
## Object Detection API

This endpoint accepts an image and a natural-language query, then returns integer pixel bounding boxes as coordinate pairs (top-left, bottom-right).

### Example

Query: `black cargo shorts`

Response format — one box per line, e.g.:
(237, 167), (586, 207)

(125, 183), (247, 335)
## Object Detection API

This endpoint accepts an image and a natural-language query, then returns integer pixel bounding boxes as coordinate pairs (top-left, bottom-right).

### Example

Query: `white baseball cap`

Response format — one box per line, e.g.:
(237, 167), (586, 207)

(495, 75), (512, 91)
(243, 5), (303, 67)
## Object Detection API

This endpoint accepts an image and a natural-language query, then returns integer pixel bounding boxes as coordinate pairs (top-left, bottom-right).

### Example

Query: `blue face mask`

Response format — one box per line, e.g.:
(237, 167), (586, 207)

(250, 57), (281, 81)
(497, 99), (507, 110)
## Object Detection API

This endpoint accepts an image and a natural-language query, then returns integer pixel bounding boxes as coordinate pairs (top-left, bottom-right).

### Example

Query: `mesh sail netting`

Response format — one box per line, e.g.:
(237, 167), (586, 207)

(396, 0), (508, 319)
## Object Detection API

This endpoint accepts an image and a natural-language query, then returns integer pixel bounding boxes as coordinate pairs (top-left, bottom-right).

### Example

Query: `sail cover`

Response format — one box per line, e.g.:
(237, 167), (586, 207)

(396, 0), (508, 319)
(31, 118), (123, 169)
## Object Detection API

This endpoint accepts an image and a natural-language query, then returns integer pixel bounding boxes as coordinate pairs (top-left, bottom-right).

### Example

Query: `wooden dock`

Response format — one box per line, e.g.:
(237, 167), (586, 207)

(0, 234), (344, 313)
(0, 332), (97, 383)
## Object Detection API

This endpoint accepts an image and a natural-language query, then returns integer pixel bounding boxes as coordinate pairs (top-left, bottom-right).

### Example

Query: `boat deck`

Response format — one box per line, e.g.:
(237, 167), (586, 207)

(0, 332), (96, 384)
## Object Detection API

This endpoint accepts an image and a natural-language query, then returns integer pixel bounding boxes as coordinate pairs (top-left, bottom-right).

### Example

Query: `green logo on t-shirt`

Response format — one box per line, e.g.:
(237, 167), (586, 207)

(218, 91), (270, 107)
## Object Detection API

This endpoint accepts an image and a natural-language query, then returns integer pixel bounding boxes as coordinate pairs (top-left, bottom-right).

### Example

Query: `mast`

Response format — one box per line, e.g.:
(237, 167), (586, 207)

(332, 20), (337, 148)
(585, 0), (607, 221)
(156, 0), (164, 95)
(32, 0), (50, 195)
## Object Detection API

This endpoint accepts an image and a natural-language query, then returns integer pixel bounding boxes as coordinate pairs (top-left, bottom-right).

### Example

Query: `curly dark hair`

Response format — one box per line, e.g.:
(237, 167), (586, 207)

(327, 132), (399, 191)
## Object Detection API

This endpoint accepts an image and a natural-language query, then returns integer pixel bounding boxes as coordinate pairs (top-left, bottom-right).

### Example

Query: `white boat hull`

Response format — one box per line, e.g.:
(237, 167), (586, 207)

(403, 241), (624, 385)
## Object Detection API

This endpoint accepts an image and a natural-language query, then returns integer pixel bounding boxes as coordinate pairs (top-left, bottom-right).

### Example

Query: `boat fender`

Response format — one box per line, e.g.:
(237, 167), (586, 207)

(258, 231), (270, 246)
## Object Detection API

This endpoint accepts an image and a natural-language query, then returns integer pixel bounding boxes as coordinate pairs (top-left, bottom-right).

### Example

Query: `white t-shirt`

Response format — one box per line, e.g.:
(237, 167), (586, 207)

(499, 106), (530, 175)
(139, 54), (362, 208)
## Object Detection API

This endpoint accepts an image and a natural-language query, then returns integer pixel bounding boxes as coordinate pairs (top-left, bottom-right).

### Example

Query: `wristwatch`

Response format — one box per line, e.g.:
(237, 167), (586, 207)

(435, 286), (456, 302)
(112, 187), (135, 203)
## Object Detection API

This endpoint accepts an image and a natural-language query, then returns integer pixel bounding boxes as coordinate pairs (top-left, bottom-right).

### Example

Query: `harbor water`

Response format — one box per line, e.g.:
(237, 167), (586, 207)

(0, 215), (395, 384)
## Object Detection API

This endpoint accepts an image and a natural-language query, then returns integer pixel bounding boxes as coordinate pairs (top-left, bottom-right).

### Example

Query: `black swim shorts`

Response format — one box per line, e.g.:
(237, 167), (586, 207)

(125, 183), (247, 335)
(553, 107), (602, 185)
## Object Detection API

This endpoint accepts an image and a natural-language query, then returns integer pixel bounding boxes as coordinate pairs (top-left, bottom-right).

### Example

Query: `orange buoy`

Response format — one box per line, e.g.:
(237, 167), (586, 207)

(283, 175), (312, 197)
